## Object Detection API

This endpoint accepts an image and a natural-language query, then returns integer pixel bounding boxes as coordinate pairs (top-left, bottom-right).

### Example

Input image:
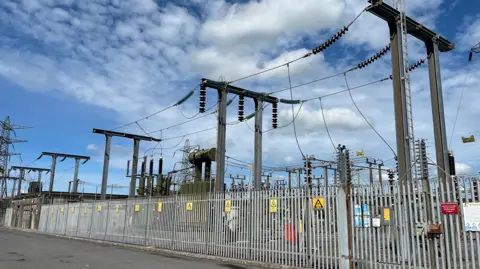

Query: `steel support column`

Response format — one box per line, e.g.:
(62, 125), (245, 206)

(426, 40), (450, 183)
(253, 99), (263, 190)
(17, 169), (25, 196)
(72, 158), (81, 194)
(214, 88), (227, 192)
(48, 155), (57, 195)
(389, 20), (413, 184)
(130, 139), (140, 197)
(100, 135), (111, 200)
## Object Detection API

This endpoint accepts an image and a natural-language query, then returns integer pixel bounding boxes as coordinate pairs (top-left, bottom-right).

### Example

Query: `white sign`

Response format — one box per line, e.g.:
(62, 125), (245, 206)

(463, 203), (480, 232)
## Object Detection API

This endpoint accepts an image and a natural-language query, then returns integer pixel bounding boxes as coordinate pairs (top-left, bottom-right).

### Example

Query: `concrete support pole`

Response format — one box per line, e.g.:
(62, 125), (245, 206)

(205, 160), (212, 181)
(389, 20), (413, 184)
(426, 40), (450, 184)
(72, 158), (81, 194)
(336, 147), (353, 269)
(253, 99), (263, 190)
(48, 155), (57, 195)
(130, 139), (140, 197)
(100, 135), (111, 200)
(288, 171), (292, 190)
(214, 88), (227, 192)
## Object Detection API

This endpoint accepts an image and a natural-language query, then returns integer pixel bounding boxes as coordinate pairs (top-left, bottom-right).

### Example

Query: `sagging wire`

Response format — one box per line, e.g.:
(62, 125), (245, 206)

(319, 98), (337, 152)
(111, 84), (199, 131)
(228, 7), (369, 84)
(344, 73), (397, 158)
(287, 64), (305, 158)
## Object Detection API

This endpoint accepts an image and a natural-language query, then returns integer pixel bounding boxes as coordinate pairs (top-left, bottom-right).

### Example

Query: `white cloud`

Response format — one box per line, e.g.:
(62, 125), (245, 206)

(455, 15), (480, 51)
(2, 0), (479, 186)
(455, 162), (472, 175)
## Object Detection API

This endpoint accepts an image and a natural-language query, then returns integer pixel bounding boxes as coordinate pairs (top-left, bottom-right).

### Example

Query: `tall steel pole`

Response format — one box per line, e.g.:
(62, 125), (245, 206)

(214, 88), (227, 192)
(100, 135), (111, 200)
(253, 99), (263, 190)
(72, 158), (81, 194)
(48, 155), (57, 195)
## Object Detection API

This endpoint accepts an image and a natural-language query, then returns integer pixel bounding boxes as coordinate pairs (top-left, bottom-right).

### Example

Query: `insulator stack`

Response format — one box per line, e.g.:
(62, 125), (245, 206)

(238, 95), (245, 121)
(407, 58), (425, 72)
(199, 84), (206, 113)
(358, 45), (391, 69)
(272, 102), (278, 129)
(345, 150), (352, 182)
(312, 26), (348, 55)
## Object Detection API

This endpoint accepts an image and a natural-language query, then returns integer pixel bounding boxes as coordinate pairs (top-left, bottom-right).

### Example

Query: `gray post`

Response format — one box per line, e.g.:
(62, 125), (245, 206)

(336, 147), (353, 269)
(100, 135), (111, 200)
(10, 179), (16, 198)
(72, 158), (81, 194)
(17, 169), (25, 196)
(130, 139), (140, 197)
(297, 170), (301, 187)
(426, 40), (450, 183)
(288, 171), (292, 190)
(253, 99), (263, 190)
(214, 88), (227, 192)
(389, 20), (413, 184)
(49, 155), (57, 195)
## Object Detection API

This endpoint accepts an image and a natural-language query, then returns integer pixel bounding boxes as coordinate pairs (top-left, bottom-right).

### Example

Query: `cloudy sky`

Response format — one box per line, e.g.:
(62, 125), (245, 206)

(1, 0), (479, 194)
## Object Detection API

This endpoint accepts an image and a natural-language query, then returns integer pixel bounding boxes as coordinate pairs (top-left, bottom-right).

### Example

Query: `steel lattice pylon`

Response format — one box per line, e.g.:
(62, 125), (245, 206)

(175, 139), (198, 186)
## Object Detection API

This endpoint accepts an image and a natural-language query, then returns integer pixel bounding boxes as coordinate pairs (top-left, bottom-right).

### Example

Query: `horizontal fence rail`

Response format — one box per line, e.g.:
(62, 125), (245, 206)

(8, 177), (478, 269)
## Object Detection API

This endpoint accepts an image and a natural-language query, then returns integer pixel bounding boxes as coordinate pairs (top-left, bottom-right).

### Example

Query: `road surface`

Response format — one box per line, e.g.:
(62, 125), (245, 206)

(0, 228), (261, 269)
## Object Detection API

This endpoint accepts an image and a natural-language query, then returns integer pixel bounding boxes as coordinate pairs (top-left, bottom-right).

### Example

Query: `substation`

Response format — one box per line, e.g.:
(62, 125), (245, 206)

(1, 1), (480, 269)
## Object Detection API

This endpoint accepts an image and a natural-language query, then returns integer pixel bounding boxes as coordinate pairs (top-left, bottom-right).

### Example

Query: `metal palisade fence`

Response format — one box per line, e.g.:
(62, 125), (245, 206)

(18, 176), (480, 269)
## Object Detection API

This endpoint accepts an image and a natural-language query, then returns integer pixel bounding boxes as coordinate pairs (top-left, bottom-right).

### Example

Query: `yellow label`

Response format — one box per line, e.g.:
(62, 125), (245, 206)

(135, 204), (140, 212)
(97, 205), (102, 212)
(186, 202), (193, 211)
(60, 207), (64, 213)
(157, 202), (163, 212)
(116, 204), (120, 213)
(312, 198), (325, 209)
(84, 207), (88, 214)
(383, 208), (390, 221)
(225, 200), (232, 213)
(71, 207), (75, 213)
(299, 219), (303, 233)
(269, 199), (278, 213)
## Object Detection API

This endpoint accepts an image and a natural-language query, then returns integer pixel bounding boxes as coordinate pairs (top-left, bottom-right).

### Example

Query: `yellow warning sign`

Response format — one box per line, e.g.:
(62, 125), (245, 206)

(225, 200), (232, 213)
(383, 208), (390, 221)
(60, 207), (64, 213)
(71, 207), (75, 213)
(84, 207), (88, 214)
(247, 165), (253, 171)
(116, 204), (120, 213)
(97, 205), (102, 212)
(312, 198), (325, 209)
(186, 202), (193, 211)
(269, 199), (278, 213)
(157, 202), (163, 212)
(135, 204), (140, 212)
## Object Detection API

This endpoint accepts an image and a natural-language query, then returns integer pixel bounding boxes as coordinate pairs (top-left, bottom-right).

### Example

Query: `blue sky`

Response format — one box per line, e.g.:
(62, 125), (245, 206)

(1, 0), (479, 195)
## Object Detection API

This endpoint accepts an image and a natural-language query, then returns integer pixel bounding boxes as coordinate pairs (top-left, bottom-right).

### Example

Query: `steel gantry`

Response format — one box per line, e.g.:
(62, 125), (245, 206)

(10, 166), (50, 196)
(92, 128), (161, 199)
(37, 152), (90, 197)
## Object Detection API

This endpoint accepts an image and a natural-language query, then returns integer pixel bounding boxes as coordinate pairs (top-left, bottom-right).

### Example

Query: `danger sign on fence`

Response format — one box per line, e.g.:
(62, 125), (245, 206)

(186, 202), (193, 211)
(312, 198), (324, 209)
(269, 199), (278, 213)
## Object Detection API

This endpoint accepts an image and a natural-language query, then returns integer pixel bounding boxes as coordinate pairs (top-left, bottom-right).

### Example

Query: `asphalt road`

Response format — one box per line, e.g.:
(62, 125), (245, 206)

(0, 228), (260, 269)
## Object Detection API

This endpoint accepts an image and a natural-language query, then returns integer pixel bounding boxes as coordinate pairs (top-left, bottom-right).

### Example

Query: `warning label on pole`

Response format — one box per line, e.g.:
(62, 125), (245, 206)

(312, 198), (325, 209)
(157, 202), (163, 212)
(269, 199), (278, 213)
(186, 202), (193, 211)
(225, 200), (232, 213)
(135, 204), (140, 212)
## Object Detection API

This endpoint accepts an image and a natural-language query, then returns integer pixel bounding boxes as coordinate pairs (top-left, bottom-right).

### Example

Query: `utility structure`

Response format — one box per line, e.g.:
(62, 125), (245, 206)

(0, 116), (29, 198)
(199, 78), (278, 191)
(92, 128), (161, 199)
(37, 152), (90, 198)
(303, 155), (314, 189)
(368, 0), (455, 186)
(336, 145), (353, 269)
(10, 166), (50, 197)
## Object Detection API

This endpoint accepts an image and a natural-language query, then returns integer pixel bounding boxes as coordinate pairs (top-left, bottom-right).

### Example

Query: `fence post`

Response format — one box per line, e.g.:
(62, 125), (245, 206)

(122, 199), (128, 243)
(64, 202), (69, 235)
(76, 202), (81, 237)
(144, 197), (151, 246)
(171, 194), (179, 250)
(104, 200), (110, 241)
(336, 145), (354, 269)
(205, 192), (212, 255)
(88, 201), (95, 238)
(248, 186), (253, 260)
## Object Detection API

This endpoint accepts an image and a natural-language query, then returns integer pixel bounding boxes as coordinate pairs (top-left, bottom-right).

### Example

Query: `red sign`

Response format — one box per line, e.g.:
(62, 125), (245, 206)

(441, 202), (458, 215)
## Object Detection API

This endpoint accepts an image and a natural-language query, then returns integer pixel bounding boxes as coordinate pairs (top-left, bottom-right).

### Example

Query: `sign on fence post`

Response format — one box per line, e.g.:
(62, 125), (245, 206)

(135, 204), (140, 212)
(225, 200), (232, 213)
(157, 202), (163, 212)
(269, 199), (277, 213)
(186, 202), (193, 211)
(312, 198), (324, 210)
(440, 202), (459, 215)
(463, 203), (480, 231)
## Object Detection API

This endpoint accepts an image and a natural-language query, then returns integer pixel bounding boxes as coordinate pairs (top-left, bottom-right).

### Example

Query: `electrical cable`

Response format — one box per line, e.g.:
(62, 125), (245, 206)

(135, 121), (149, 136)
(448, 54), (474, 148)
(319, 98), (337, 151)
(227, 7), (369, 84)
(110, 84), (199, 131)
(344, 73), (397, 158)
(287, 64), (305, 158)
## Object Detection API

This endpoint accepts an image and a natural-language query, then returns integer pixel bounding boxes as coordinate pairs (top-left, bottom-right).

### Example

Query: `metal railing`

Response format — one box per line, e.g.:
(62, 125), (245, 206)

(11, 177), (480, 269)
